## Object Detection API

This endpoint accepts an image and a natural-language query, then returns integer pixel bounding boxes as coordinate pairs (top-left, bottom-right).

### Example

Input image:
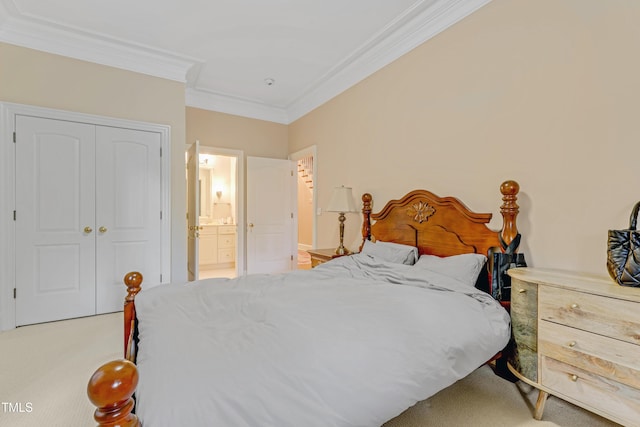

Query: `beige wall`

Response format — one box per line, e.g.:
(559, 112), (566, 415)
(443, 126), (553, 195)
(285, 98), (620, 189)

(186, 107), (288, 158)
(0, 42), (188, 281)
(289, 0), (640, 276)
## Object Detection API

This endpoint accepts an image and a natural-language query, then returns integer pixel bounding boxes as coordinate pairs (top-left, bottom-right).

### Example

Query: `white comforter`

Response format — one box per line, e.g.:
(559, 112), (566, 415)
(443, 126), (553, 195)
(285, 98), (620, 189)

(134, 254), (510, 427)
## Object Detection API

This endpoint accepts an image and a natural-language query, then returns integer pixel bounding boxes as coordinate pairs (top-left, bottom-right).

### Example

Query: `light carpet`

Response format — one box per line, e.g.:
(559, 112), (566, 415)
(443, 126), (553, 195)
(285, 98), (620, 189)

(0, 313), (619, 426)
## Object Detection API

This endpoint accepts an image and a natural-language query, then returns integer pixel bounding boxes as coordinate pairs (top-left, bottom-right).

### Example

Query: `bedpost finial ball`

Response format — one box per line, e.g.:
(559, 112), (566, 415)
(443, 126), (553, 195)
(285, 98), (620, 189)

(87, 359), (138, 407)
(88, 359), (140, 426)
(124, 272), (143, 288)
(500, 180), (519, 196)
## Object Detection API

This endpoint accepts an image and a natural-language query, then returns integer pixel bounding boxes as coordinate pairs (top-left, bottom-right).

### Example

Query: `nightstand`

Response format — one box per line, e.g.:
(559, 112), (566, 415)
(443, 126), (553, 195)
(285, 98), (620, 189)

(307, 248), (348, 267)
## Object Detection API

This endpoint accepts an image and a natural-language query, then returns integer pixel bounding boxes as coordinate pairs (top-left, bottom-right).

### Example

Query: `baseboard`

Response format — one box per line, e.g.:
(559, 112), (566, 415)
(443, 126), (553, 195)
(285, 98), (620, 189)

(298, 243), (312, 251)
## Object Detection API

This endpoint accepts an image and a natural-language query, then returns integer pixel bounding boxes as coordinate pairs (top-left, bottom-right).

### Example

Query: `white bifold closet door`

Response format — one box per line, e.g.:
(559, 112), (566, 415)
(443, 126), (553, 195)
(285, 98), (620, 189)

(15, 115), (161, 326)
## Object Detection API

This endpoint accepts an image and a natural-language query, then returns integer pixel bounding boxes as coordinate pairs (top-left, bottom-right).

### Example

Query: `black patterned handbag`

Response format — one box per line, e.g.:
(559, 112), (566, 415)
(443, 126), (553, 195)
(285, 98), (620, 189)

(607, 202), (640, 287)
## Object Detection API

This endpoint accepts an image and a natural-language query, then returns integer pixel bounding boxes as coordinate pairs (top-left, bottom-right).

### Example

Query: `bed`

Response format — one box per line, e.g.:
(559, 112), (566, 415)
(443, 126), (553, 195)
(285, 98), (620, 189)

(87, 180), (521, 427)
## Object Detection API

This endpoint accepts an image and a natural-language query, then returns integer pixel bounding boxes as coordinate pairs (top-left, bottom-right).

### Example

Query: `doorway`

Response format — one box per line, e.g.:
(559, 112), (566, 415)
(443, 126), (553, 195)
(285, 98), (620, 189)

(186, 144), (244, 280)
(289, 146), (317, 270)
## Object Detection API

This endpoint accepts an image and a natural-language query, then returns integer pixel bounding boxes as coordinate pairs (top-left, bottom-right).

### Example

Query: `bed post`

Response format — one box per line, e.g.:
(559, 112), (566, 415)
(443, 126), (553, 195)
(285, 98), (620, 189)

(88, 273), (142, 426)
(123, 272), (142, 362)
(499, 180), (520, 249)
(360, 193), (373, 250)
(87, 359), (140, 427)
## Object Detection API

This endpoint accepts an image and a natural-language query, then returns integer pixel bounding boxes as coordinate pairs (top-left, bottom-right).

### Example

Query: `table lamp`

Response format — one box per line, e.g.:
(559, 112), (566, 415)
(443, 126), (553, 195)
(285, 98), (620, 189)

(327, 185), (357, 255)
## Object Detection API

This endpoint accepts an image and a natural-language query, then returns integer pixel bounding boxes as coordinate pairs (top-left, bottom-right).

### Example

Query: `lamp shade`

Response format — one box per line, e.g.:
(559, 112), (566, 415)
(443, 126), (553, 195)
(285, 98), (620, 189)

(327, 186), (357, 213)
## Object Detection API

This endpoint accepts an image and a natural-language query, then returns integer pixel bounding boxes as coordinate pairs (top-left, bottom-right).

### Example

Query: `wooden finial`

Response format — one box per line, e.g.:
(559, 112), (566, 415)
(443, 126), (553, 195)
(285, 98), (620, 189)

(87, 359), (140, 427)
(361, 193), (373, 250)
(124, 272), (143, 303)
(499, 180), (520, 249)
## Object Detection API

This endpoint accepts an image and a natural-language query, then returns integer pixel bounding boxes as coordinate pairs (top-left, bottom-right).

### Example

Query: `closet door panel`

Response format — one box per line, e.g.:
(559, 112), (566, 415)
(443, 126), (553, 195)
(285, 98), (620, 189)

(95, 126), (162, 314)
(15, 116), (96, 326)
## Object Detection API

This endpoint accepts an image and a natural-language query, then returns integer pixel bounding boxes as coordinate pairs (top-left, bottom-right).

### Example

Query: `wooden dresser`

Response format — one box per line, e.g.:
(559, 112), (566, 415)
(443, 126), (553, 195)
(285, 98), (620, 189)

(507, 268), (640, 426)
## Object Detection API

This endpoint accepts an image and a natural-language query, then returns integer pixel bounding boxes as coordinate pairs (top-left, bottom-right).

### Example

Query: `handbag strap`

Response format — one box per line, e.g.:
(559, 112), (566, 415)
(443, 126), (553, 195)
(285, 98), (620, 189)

(499, 233), (521, 255)
(630, 201), (640, 230)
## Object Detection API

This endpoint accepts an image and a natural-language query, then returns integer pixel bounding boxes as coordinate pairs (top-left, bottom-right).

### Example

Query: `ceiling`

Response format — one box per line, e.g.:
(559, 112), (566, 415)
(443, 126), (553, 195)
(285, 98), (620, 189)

(0, 0), (491, 124)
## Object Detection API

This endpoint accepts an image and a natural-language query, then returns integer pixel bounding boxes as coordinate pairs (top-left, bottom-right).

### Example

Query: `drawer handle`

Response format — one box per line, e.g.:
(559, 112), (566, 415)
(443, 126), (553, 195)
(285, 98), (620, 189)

(568, 341), (576, 348)
(570, 374), (578, 382)
(518, 288), (526, 294)
(570, 303), (579, 309)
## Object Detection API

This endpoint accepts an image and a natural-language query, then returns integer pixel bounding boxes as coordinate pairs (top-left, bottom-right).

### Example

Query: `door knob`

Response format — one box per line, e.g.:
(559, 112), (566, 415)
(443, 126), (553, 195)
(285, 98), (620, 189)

(84, 226), (93, 234)
(249, 223), (254, 228)
(99, 226), (107, 233)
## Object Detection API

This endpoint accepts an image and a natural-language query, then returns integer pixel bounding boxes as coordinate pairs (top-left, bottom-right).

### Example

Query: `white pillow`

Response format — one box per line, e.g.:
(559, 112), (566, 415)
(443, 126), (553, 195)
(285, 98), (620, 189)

(360, 240), (419, 265)
(413, 253), (487, 287)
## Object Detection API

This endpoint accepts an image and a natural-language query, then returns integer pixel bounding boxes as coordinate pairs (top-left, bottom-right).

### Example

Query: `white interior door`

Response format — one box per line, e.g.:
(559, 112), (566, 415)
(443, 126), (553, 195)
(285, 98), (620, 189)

(15, 116), (96, 326)
(186, 141), (200, 281)
(95, 126), (162, 314)
(246, 156), (296, 274)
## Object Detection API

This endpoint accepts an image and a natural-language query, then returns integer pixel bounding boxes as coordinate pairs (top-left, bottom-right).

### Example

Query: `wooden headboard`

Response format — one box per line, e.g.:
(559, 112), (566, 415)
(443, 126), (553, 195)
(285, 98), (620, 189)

(360, 180), (520, 257)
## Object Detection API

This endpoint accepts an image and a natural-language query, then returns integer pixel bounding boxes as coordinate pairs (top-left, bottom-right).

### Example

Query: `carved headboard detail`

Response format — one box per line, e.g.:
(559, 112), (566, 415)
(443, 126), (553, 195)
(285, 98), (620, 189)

(407, 200), (436, 223)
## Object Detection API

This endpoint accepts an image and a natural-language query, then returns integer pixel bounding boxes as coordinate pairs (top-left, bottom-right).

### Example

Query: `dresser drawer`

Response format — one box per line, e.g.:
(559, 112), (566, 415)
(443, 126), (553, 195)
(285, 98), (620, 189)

(218, 225), (236, 235)
(218, 234), (235, 249)
(199, 226), (218, 236)
(509, 278), (538, 382)
(511, 279), (538, 349)
(218, 247), (235, 263)
(539, 320), (640, 389)
(539, 286), (640, 346)
(541, 356), (640, 426)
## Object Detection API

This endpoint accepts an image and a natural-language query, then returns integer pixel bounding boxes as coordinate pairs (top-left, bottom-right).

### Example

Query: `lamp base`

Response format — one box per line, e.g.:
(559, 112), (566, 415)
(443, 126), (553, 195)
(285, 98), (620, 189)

(335, 246), (351, 256)
(335, 211), (351, 256)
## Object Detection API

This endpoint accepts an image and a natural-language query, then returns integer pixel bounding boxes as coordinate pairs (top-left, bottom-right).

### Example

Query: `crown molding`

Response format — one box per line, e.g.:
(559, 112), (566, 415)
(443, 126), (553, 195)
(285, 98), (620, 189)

(284, 0), (492, 123)
(0, 2), (202, 82)
(0, 0), (491, 124)
(186, 88), (289, 125)
(186, 0), (492, 124)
